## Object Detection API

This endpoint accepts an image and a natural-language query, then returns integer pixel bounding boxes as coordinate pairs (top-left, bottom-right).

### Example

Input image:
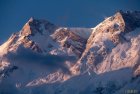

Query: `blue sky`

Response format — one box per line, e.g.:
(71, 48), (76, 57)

(0, 0), (140, 44)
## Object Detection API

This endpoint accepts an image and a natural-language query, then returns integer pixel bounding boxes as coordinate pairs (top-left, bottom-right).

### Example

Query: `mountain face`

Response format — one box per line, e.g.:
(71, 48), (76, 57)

(72, 11), (140, 74)
(0, 11), (140, 94)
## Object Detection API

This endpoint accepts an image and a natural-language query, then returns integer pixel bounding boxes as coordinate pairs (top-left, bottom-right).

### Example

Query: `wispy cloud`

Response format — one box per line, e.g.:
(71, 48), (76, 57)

(6, 46), (76, 74)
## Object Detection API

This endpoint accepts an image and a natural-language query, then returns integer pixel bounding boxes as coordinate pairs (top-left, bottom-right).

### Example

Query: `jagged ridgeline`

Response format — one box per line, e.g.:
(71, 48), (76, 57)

(0, 11), (140, 94)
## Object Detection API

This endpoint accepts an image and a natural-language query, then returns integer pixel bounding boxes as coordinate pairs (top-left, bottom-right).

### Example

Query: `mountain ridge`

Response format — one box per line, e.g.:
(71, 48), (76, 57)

(0, 10), (140, 94)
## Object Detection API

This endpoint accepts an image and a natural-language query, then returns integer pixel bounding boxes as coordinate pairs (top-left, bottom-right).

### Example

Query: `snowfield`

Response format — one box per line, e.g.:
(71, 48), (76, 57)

(0, 11), (140, 94)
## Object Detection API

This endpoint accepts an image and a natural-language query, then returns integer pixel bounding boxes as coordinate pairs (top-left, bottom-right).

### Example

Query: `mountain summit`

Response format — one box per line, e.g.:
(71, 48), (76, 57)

(21, 17), (57, 36)
(0, 11), (140, 94)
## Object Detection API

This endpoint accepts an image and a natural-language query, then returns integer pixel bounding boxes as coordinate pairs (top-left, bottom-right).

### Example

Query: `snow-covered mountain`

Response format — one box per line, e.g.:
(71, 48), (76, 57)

(0, 10), (140, 94)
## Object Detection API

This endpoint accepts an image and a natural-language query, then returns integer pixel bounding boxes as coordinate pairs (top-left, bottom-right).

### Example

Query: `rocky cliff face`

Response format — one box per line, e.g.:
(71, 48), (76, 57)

(0, 17), (92, 57)
(71, 11), (140, 74)
(0, 11), (140, 94)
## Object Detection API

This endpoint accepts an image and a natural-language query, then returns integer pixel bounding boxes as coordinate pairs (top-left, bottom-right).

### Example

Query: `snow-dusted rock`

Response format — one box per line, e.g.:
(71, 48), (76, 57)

(0, 11), (140, 94)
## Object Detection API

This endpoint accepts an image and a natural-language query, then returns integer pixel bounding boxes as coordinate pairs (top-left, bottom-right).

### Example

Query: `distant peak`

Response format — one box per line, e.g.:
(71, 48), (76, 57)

(118, 10), (140, 14)
(117, 10), (140, 32)
(114, 10), (140, 18)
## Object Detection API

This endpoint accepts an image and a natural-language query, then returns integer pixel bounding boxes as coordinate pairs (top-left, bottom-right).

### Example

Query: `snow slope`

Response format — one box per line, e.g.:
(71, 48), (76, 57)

(0, 11), (140, 94)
